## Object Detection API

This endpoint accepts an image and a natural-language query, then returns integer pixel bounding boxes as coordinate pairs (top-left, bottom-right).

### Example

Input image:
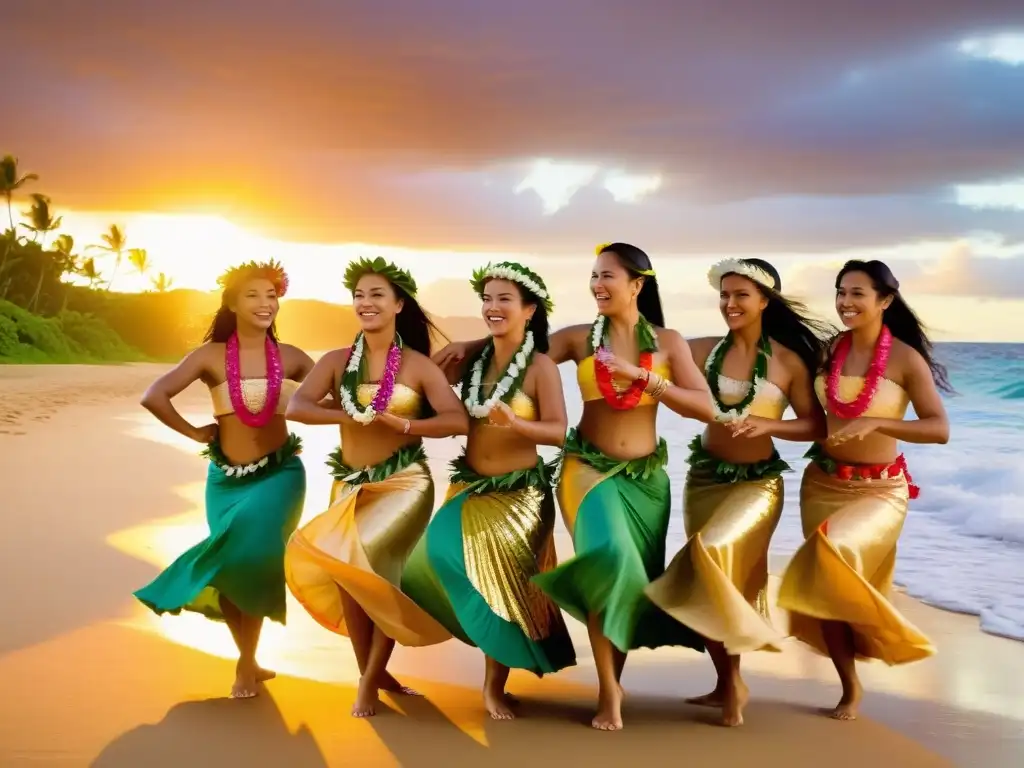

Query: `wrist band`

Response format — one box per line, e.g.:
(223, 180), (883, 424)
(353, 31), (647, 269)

(403, 419), (412, 434)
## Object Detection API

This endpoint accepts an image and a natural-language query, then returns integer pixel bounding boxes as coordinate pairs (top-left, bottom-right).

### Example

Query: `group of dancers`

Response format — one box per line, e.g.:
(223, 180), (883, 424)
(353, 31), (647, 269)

(134, 243), (951, 731)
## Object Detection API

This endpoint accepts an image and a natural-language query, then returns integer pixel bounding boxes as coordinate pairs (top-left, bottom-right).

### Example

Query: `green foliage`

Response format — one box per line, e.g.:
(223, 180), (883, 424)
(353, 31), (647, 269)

(0, 299), (145, 363)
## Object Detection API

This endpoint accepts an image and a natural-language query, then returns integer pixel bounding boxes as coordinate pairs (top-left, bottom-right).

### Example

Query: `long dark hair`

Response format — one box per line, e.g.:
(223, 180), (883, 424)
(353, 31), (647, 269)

(203, 294), (279, 344)
(829, 259), (953, 393)
(494, 279), (551, 354)
(600, 242), (665, 327)
(725, 258), (835, 376)
(391, 286), (445, 357)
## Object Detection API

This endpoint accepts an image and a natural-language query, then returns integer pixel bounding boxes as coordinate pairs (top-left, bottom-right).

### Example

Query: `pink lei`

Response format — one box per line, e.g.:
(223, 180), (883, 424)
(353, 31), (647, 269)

(826, 325), (893, 419)
(225, 332), (284, 428)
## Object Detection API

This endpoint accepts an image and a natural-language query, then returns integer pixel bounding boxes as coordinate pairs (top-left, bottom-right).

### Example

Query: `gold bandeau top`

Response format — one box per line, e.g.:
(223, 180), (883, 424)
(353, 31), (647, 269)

(210, 378), (300, 418)
(814, 374), (910, 419)
(716, 374), (788, 420)
(473, 390), (538, 422)
(577, 356), (673, 406)
(356, 382), (423, 419)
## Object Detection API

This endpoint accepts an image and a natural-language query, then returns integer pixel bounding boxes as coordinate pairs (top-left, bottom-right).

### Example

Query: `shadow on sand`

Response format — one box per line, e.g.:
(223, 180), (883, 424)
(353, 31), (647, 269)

(91, 693), (328, 768)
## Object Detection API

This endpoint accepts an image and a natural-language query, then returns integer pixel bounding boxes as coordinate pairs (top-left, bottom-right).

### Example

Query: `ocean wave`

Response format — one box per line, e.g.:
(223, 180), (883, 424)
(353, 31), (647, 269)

(993, 381), (1024, 400)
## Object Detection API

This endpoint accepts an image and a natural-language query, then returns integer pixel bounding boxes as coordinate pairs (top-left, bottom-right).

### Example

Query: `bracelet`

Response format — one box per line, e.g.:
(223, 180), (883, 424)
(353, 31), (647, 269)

(647, 373), (669, 398)
(403, 419), (412, 434)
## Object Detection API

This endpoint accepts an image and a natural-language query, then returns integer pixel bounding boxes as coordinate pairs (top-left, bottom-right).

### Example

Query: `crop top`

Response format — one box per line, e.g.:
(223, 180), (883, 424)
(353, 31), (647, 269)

(814, 375), (910, 419)
(716, 374), (788, 420)
(210, 378), (300, 418)
(576, 355), (673, 407)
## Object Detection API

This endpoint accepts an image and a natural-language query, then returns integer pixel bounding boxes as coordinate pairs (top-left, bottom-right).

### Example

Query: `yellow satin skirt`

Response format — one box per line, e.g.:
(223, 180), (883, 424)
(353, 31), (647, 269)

(645, 469), (785, 654)
(777, 463), (935, 664)
(284, 460), (452, 647)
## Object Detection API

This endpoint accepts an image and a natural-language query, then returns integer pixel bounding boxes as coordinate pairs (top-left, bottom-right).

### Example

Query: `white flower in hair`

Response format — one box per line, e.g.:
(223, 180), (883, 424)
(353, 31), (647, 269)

(707, 258), (778, 291)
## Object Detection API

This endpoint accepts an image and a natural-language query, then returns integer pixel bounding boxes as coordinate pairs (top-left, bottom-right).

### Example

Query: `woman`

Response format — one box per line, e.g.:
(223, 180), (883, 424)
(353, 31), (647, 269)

(136, 259), (313, 699)
(435, 243), (713, 731)
(777, 259), (951, 721)
(402, 261), (576, 720)
(644, 258), (832, 726)
(284, 256), (469, 718)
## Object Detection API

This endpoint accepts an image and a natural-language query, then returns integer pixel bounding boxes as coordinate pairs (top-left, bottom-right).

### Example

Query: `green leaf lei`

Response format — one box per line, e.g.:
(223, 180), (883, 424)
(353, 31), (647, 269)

(200, 433), (303, 479)
(447, 451), (560, 495)
(686, 435), (790, 483)
(326, 441), (427, 485)
(343, 256), (418, 298)
(587, 313), (659, 356)
(561, 427), (668, 481)
(705, 332), (772, 421)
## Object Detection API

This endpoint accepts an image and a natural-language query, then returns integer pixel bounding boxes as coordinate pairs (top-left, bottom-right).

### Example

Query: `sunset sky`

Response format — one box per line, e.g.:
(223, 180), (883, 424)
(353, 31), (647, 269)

(5, 3), (1024, 341)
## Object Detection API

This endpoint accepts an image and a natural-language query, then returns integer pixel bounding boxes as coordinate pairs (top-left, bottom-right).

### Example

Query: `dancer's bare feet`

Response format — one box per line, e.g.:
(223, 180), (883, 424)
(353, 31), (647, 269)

(591, 684), (624, 731)
(686, 688), (725, 708)
(484, 682), (515, 720)
(830, 681), (862, 721)
(352, 675), (380, 717)
(255, 667), (276, 683)
(379, 672), (422, 697)
(230, 661), (259, 699)
(721, 680), (749, 727)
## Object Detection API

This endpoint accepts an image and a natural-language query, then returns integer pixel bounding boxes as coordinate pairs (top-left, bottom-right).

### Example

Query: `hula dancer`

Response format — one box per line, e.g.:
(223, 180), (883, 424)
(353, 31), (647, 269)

(434, 243), (713, 730)
(644, 258), (832, 726)
(136, 260), (313, 699)
(283, 257), (469, 717)
(401, 262), (576, 720)
(777, 259), (951, 720)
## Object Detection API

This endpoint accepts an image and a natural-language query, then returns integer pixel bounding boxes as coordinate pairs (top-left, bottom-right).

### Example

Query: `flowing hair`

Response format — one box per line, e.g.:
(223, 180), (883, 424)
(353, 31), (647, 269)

(828, 259), (953, 393)
(599, 242), (665, 327)
(390, 286), (446, 357)
(483, 277), (551, 354)
(725, 258), (835, 375)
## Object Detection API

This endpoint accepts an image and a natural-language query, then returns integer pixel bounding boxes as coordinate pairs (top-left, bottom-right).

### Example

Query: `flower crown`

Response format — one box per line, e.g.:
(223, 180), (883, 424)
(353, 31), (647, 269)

(471, 261), (554, 313)
(707, 258), (778, 291)
(216, 259), (289, 297)
(595, 242), (656, 277)
(343, 256), (418, 298)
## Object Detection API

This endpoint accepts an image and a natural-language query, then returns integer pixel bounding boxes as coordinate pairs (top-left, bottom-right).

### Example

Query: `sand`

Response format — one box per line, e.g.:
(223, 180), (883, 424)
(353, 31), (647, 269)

(1, 364), (1021, 767)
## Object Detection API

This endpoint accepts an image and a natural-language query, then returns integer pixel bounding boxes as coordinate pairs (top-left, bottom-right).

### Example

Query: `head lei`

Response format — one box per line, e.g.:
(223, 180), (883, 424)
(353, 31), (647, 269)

(216, 259), (289, 297)
(707, 258), (779, 292)
(470, 261), (554, 313)
(343, 256), (418, 298)
(594, 242), (656, 277)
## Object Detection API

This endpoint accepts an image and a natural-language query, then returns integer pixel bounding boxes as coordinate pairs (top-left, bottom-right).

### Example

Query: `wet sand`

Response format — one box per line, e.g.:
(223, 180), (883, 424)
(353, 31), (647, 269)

(1, 364), (1021, 766)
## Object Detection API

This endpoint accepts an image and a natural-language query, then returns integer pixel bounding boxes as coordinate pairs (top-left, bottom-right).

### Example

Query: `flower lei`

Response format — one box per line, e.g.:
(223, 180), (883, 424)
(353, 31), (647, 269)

(461, 331), (536, 418)
(339, 332), (404, 424)
(704, 332), (772, 422)
(590, 314), (658, 410)
(224, 332), (284, 428)
(826, 325), (893, 419)
(470, 261), (554, 313)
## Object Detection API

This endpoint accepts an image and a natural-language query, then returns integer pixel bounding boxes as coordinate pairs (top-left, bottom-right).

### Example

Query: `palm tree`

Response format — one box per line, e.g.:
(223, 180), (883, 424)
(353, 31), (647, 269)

(89, 224), (127, 290)
(52, 234), (79, 312)
(150, 271), (174, 292)
(0, 155), (38, 278)
(79, 257), (102, 289)
(128, 247), (151, 278)
(1, 155), (38, 233)
(22, 195), (63, 312)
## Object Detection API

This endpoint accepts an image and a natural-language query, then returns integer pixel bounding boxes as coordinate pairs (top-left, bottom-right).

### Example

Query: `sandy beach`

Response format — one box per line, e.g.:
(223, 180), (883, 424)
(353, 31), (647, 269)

(1, 364), (1021, 767)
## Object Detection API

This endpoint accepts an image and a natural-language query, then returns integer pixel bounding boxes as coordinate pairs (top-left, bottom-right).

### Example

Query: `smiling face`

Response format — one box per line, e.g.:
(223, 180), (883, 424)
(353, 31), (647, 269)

(836, 269), (892, 329)
(481, 278), (534, 338)
(352, 273), (404, 332)
(590, 252), (642, 317)
(719, 273), (768, 332)
(229, 277), (279, 332)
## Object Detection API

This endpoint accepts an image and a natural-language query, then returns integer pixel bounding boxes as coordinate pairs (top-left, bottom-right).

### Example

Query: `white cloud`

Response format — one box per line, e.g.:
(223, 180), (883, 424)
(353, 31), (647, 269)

(514, 159), (599, 214)
(953, 180), (1024, 211)
(958, 33), (1024, 66)
(602, 172), (662, 204)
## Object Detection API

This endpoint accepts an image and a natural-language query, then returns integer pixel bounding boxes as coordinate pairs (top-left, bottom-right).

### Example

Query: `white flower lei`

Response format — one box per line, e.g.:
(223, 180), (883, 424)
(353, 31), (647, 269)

(477, 265), (551, 308)
(704, 336), (770, 423)
(339, 333), (378, 425)
(706, 258), (778, 291)
(464, 331), (535, 418)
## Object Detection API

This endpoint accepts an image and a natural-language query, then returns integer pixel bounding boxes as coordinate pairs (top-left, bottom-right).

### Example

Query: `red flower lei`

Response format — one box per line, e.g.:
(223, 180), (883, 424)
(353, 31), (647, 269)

(595, 351), (654, 410)
(826, 325), (893, 419)
(225, 332), (284, 428)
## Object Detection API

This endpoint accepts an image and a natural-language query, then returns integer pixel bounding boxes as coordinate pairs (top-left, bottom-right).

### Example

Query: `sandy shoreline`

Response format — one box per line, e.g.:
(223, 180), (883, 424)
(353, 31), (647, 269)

(1, 364), (1021, 766)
